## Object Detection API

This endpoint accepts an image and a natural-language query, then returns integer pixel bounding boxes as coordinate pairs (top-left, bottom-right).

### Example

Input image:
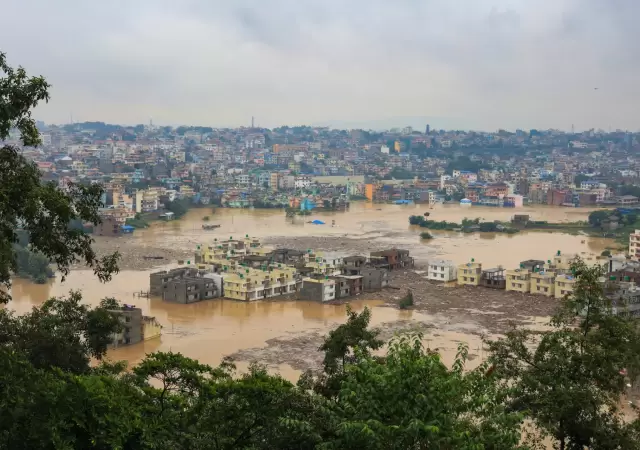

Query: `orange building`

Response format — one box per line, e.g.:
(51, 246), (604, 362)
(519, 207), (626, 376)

(365, 184), (376, 201)
(272, 144), (309, 153)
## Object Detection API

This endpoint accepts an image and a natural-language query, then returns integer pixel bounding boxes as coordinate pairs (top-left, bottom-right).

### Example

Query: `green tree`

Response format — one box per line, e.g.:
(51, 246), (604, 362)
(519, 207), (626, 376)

(0, 291), (122, 374)
(0, 52), (119, 302)
(184, 363), (326, 449)
(165, 198), (190, 218)
(588, 210), (612, 228)
(488, 259), (640, 449)
(299, 306), (383, 398)
(0, 347), (150, 450)
(324, 335), (524, 449)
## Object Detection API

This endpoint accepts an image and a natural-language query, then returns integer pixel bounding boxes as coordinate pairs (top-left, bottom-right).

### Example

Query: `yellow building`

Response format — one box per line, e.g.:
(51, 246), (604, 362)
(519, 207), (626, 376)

(530, 271), (556, 296)
(223, 266), (301, 301)
(551, 251), (599, 273)
(394, 140), (402, 152)
(270, 172), (280, 190)
(179, 185), (195, 197)
(505, 268), (531, 293)
(555, 274), (576, 299)
(457, 262), (482, 286)
(196, 236), (266, 264)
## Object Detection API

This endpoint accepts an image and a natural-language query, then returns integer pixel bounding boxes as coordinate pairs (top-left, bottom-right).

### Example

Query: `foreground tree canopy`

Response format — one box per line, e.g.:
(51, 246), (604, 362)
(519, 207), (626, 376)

(0, 51), (119, 303)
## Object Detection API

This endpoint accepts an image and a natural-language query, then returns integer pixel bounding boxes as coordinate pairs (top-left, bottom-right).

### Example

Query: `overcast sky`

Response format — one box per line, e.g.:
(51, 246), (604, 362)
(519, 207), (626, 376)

(1, 0), (638, 131)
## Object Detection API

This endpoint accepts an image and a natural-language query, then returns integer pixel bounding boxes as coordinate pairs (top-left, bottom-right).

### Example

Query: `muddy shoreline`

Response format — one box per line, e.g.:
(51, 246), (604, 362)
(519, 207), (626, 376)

(227, 269), (558, 373)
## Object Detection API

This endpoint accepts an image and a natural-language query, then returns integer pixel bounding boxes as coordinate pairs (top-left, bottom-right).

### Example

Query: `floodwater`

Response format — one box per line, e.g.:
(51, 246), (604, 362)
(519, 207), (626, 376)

(7, 203), (613, 380)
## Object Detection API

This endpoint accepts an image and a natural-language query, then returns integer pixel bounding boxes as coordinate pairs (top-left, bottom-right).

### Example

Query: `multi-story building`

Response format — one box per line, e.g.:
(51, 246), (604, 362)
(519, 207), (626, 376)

(457, 262), (482, 286)
(162, 277), (218, 303)
(223, 266), (302, 301)
(278, 175), (295, 190)
(269, 172), (280, 190)
(555, 274), (576, 299)
(606, 281), (640, 318)
(299, 277), (336, 302)
(108, 304), (162, 348)
(505, 268), (531, 293)
(629, 230), (640, 261)
(427, 259), (457, 282)
(530, 271), (556, 297)
(370, 249), (414, 271)
(331, 275), (363, 298)
(149, 267), (201, 295)
(95, 216), (121, 237)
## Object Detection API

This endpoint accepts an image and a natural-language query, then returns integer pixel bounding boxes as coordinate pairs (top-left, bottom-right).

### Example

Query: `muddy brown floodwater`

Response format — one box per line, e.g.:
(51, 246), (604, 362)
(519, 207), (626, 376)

(8, 203), (615, 382)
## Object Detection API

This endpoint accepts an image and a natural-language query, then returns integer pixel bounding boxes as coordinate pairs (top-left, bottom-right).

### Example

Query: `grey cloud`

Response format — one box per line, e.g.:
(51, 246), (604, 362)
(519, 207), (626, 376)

(0, 0), (638, 130)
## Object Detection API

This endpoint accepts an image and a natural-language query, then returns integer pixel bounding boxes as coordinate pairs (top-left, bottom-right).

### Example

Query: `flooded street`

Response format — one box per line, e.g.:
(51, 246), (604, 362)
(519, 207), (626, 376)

(8, 203), (613, 380)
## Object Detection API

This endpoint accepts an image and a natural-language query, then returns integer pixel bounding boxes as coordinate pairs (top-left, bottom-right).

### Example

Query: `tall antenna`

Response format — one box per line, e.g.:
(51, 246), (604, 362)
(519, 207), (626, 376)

(70, 112), (73, 124)
(251, 116), (255, 128)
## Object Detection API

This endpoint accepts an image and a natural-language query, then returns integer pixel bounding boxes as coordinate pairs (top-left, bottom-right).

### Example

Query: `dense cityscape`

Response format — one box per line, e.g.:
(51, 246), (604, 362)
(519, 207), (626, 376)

(5, 121), (640, 226)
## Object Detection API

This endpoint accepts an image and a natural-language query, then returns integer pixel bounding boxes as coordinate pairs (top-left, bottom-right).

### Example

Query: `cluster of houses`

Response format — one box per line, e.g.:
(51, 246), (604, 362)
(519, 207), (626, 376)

(149, 236), (413, 303)
(428, 252), (640, 317)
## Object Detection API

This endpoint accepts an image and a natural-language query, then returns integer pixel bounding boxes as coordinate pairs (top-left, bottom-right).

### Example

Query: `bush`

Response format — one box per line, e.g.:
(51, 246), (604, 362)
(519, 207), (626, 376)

(125, 218), (149, 229)
(399, 291), (414, 309)
(601, 250), (611, 257)
(202, 216), (210, 222)
(420, 232), (434, 240)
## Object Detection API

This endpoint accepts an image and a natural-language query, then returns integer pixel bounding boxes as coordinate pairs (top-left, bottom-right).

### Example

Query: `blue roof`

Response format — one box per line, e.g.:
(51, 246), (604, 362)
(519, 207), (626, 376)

(311, 220), (325, 225)
(121, 225), (135, 231)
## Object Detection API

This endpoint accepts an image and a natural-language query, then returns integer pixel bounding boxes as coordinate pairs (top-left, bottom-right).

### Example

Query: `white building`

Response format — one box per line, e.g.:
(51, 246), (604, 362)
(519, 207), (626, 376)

(295, 176), (312, 189)
(569, 140), (589, 149)
(235, 174), (251, 185)
(427, 259), (458, 282)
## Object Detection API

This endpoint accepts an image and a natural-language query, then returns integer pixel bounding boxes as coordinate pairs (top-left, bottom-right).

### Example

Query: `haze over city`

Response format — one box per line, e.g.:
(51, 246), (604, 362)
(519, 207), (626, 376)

(2, 0), (639, 131)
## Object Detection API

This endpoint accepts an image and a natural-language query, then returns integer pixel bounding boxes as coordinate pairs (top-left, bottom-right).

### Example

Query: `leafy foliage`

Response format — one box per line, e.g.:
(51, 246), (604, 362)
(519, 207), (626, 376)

(398, 290), (414, 309)
(0, 291), (122, 374)
(0, 52), (119, 302)
(488, 259), (640, 449)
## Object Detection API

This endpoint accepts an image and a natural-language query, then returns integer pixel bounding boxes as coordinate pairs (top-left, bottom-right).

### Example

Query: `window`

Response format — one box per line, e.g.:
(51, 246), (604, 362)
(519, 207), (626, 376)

(440, 273), (444, 278)
(470, 277), (475, 282)
(463, 277), (468, 281)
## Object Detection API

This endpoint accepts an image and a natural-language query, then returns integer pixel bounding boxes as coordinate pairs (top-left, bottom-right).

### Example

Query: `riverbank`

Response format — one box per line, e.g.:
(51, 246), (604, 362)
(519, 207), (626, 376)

(72, 236), (194, 271)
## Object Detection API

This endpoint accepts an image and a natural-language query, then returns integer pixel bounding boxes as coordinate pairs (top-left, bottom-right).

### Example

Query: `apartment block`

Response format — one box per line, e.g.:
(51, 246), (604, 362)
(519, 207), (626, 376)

(331, 275), (363, 298)
(223, 266), (302, 301)
(530, 271), (556, 297)
(149, 267), (201, 296)
(370, 248), (414, 270)
(427, 259), (457, 282)
(630, 230), (640, 261)
(505, 268), (531, 293)
(299, 277), (336, 302)
(163, 277), (218, 304)
(555, 274), (576, 299)
(108, 305), (162, 348)
(457, 262), (482, 286)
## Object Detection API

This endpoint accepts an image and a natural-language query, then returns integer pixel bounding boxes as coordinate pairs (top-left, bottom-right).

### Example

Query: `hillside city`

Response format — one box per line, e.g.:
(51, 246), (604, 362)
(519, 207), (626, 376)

(3, 121), (640, 225)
